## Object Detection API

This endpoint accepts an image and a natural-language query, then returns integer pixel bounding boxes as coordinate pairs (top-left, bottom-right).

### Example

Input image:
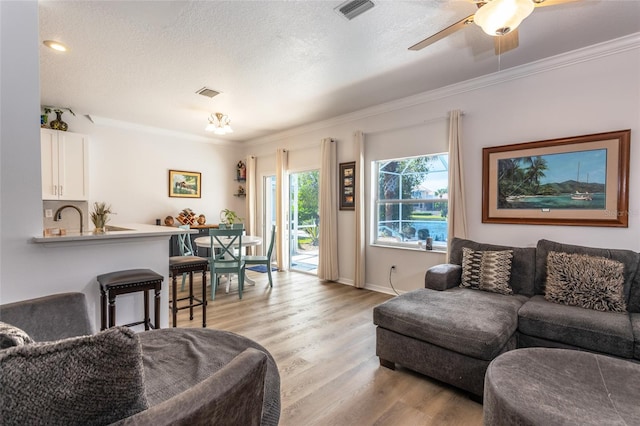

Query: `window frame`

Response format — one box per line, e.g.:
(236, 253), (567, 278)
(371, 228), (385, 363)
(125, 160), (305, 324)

(371, 152), (449, 251)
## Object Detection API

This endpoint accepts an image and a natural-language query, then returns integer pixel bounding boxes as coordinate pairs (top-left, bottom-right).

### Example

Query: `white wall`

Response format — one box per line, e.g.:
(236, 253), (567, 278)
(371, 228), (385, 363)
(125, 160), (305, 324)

(243, 35), (640, 294)
(58, 115), (245, 226)
(0, 2), (244, 330)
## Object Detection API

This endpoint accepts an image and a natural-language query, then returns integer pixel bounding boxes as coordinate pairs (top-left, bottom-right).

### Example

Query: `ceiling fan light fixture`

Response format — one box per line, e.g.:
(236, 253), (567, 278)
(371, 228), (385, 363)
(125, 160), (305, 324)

(474, 0), (534, 36)
(206, 112), (233, 135)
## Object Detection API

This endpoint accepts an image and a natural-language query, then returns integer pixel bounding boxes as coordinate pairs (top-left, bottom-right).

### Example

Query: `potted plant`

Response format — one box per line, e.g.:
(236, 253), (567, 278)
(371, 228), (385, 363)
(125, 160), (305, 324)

(220, 209), (242, 226)
(90, 202), (113, 233)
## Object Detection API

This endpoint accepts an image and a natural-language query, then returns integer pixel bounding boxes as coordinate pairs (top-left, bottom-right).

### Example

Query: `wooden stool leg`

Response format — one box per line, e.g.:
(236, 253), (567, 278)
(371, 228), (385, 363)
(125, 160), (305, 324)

(189, 271), (194, 320)
(172, 273), (178, 328)
(144, 289), (150, 330)
(202, 268), (207, 328)
(108, 292), (116, 329)
(154, 284), (161, 330)
(100, 288), (107, 331)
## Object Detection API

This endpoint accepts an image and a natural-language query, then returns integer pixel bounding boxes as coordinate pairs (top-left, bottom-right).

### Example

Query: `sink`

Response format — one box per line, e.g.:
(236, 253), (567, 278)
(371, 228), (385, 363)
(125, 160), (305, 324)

(105, 225), (134, 232)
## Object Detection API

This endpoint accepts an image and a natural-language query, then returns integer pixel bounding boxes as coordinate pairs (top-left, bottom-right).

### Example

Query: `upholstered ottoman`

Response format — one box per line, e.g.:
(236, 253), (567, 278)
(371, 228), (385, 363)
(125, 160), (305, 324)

(374, 287), (525, 396)
(484, 348), (640, 425)
(138, 328), (281, 426)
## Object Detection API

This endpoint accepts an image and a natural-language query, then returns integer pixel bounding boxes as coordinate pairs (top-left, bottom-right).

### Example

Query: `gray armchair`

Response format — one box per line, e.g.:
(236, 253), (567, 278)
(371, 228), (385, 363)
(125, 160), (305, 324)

(0, 292), (280, 425)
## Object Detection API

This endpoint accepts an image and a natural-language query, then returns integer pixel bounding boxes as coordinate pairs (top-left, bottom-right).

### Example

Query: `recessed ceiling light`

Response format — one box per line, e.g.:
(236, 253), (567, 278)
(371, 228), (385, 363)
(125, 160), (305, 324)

(43, 40), (68, 52)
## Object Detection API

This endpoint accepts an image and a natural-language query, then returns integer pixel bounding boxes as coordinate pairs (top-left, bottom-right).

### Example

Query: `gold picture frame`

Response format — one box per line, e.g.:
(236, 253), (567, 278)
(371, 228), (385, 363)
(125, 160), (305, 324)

(169, 170), (201, 198)
(482, 130), (630, 227)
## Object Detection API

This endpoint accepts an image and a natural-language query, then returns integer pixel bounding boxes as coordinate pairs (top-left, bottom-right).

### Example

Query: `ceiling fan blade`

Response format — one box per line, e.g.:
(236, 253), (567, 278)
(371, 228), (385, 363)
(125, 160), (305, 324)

(409, 14), (475, 51)
(494, 29), (519, 55)
(533, 0), (581, 8)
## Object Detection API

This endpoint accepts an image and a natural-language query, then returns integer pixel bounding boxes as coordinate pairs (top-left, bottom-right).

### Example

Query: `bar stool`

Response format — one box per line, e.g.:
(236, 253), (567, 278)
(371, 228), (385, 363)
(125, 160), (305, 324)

(169, 256), (208, 327)
(98, 269), (163, 331)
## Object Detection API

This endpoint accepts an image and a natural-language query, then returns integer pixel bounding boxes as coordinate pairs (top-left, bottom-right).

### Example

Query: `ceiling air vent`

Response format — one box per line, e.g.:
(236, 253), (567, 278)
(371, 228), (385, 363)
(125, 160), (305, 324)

(195, 87), (220, 98)
(335, 0), (375, 20)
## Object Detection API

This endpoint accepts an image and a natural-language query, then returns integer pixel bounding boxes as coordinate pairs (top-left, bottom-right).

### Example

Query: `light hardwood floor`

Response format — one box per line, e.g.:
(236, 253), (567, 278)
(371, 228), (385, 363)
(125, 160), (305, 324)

(173, 270), (483, 425)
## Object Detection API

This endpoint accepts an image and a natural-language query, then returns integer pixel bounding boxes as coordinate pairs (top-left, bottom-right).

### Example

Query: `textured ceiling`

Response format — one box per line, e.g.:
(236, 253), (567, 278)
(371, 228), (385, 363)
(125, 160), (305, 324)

(39, 1), (640, 142)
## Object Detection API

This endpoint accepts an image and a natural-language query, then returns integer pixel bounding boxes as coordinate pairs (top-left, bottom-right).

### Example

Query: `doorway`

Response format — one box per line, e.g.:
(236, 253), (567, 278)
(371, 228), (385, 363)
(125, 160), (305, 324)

(289, 170), (319, 274)
(262, 175), (276, 258)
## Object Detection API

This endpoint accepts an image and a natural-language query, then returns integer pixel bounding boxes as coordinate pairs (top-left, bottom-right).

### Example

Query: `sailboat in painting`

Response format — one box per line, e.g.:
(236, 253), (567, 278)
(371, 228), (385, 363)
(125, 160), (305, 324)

(571, 162), (592, 201)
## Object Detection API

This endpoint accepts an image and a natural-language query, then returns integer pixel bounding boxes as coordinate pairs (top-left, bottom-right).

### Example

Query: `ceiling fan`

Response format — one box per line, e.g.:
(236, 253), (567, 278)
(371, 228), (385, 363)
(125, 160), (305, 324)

(409, 0), (578, 55)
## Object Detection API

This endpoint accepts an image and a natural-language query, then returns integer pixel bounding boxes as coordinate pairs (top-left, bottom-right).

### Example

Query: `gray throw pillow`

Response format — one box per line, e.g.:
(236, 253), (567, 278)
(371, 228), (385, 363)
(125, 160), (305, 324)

(460, 247), (514, 295)
(545, 251), (627, 312)
(0, 321), (34, 349)
(0, 326), (148, 425)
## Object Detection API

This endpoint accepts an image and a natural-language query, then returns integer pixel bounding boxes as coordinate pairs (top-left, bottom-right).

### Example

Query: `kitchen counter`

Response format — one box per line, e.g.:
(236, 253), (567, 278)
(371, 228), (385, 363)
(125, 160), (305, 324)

(32, 223), (196, 246)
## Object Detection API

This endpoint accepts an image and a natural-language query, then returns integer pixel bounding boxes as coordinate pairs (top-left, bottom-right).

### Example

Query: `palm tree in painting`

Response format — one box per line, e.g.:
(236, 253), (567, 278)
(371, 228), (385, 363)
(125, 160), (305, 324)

(523, 156), (548, 194)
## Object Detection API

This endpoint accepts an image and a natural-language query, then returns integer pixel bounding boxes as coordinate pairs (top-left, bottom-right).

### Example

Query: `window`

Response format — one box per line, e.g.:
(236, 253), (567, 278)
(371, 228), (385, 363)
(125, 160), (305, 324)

(373, 153), (449, 250)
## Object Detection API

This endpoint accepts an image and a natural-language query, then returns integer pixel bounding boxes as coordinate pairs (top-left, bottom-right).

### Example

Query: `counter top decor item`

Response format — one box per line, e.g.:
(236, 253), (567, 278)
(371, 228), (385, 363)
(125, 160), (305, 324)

(220, 209), (242, 225)
(90, 202), (113, 233)
(176, 208), (197, 225)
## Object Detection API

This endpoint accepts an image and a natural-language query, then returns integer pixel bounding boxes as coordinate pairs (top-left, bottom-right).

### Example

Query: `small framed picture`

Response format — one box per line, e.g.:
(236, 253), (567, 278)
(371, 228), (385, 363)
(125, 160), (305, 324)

(169, 170), (201, 198)
(339, 162), (356, 210)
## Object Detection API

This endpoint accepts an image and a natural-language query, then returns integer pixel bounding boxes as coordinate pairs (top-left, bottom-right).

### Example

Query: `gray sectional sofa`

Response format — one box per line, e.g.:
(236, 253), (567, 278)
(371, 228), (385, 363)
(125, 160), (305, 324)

(373, 237), (640, 397)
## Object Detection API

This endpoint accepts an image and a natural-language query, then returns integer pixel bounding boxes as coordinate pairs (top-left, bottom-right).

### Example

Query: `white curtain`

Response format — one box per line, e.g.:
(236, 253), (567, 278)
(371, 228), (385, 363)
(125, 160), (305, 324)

(447, 110), (468, 261)
(354, 131), (366, 288)
(245, 155), (256, 255)
(318, 138), (339, 281)
(275, 148), (288, 271)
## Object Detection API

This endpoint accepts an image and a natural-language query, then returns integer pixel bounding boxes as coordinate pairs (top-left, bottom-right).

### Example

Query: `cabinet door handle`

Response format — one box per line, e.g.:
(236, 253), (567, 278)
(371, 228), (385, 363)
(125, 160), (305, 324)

(54, 185), (57, 196)
(60, 185), (63, 196)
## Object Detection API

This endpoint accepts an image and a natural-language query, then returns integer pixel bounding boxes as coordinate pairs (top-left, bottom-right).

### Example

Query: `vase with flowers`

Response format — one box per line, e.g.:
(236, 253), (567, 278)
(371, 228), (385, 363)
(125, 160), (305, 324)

(90, 202), (113, 233)
(42, 106), (75, 131)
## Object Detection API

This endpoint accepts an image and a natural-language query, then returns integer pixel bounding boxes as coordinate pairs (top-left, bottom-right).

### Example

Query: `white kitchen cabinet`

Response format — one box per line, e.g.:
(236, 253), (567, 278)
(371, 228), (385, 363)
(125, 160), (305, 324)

(41, 129), (89, 200)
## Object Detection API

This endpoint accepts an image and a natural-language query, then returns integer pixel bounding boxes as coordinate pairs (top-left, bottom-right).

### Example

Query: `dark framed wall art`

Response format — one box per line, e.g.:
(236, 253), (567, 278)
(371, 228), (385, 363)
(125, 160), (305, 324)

(339, 161), (356, 211)
(482, 129), (630, 227)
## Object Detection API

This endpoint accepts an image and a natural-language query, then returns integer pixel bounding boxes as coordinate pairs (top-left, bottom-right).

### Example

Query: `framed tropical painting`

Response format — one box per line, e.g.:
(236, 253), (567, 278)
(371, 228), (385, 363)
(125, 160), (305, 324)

(482, 130), (630, 227)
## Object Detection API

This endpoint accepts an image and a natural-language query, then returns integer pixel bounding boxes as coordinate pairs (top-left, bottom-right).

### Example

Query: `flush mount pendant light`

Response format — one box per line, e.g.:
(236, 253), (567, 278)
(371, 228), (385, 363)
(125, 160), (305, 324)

(474, 0), (535, 36)
(205, 112), (233, 135)
(43, 40), (69, 52)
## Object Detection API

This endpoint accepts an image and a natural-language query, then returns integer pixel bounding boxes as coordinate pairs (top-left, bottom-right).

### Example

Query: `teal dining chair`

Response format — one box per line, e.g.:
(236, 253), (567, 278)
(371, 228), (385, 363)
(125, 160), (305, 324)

(218, 223), (245, 230)
(243, 225), (276, 288)
(208, 227), (246, 300)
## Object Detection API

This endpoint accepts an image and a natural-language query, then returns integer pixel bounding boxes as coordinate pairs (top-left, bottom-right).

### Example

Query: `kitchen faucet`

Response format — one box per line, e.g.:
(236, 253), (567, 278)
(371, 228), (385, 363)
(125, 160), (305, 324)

(54, 205), (84, 233)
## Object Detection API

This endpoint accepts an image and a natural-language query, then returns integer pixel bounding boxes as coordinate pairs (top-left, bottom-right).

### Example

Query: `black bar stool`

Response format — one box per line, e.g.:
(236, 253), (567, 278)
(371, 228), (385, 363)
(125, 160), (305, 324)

(98, 269), (163, 331)
(169, 256), (208, 327)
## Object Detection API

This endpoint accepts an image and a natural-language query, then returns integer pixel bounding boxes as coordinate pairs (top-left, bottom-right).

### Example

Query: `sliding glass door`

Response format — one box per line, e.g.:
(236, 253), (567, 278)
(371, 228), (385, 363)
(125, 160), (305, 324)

(289, 170), (319, 274)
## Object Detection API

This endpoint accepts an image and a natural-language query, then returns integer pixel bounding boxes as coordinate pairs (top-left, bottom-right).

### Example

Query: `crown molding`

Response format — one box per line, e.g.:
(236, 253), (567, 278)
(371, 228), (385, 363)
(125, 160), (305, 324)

(246, 32), (640, 147)
(89, 115), (235, 145)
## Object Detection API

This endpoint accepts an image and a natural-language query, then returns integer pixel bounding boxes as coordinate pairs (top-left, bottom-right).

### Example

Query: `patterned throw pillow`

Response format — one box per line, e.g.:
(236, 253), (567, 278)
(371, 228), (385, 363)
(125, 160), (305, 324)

(0, 321), (34, 349)
(460, 247), (514, 295)
(0, 326), (148, 425)
(545, 251), (626, 312)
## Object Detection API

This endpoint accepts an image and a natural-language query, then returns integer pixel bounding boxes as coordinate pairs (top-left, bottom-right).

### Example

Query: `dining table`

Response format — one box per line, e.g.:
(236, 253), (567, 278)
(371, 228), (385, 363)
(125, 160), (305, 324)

(193, 235), (263, 290)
